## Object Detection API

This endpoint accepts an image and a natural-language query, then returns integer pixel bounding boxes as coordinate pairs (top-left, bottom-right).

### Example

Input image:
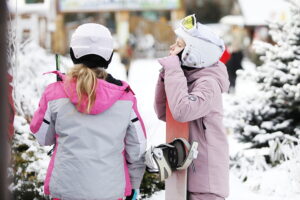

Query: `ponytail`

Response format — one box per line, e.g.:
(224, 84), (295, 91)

(66, 64), (107, 113)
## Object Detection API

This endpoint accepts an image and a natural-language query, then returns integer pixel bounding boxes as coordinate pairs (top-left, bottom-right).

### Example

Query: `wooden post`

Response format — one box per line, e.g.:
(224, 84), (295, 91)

(171, 0), (186, 23)
(0, 0), (9, 199)
(115, 11), (130, 48)
(52, 0), (67, 54)
(52, 13), (66, 54)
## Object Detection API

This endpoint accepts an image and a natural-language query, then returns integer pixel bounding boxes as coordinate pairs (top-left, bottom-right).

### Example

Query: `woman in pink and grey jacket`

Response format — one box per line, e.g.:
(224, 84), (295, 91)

(30, 23), (146, 200)
(154, 15), (230, 200)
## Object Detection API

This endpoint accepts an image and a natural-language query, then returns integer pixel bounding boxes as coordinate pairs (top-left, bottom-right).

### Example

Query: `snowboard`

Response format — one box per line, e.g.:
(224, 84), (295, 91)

(165, 102), (189, 200)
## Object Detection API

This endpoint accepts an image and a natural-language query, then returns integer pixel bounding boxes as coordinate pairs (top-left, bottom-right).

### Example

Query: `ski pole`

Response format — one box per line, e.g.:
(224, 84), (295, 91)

(55, 54), (62, 81)
(47, 54), (61, 157)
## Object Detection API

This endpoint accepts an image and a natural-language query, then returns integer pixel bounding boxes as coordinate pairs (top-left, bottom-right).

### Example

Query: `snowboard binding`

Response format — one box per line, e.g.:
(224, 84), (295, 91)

(145, 138), (198, 181)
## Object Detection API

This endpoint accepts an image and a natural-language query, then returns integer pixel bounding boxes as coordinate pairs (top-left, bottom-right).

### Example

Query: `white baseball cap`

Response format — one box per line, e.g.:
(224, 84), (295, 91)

(70, 23), (113, 61)
(174, 14), (225, 68)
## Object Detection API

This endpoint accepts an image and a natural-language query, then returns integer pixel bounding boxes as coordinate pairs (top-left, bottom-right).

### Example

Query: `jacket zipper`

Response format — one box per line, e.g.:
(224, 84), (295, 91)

(202, 118), (207, 141)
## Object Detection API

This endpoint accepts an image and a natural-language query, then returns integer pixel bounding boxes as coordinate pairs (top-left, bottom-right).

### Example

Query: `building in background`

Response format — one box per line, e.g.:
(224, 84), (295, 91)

(8, 0), (54, 49)
(221, 0), (290, 44)
(8, 0), (186, 56)
(220, 0), (290, 64)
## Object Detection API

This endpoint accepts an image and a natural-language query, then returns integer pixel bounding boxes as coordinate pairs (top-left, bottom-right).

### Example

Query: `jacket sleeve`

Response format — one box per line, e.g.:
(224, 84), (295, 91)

(154, 71), (167, 122)
(30, 86), (56, 146)
(125, 98), (147, 189)
(158, 55), (218, 123)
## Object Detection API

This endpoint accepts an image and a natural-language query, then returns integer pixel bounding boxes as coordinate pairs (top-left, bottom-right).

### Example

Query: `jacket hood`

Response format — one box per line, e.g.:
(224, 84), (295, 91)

(183, 61), (230, 93)
(48, 71), (130, 115)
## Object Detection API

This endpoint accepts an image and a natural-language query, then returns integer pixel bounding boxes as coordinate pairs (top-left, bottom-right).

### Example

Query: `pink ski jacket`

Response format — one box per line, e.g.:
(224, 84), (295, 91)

(154, 55), (230, 198)
(30, 71), (146, 200)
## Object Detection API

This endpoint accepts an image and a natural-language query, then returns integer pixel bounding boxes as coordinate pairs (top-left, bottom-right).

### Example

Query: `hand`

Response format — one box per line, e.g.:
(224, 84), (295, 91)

(125, 189), (139, 200)
(157, 55), (180, 69)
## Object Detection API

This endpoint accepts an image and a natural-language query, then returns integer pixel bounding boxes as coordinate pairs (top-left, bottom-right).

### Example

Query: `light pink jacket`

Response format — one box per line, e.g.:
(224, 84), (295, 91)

(154, 55), (230, 198)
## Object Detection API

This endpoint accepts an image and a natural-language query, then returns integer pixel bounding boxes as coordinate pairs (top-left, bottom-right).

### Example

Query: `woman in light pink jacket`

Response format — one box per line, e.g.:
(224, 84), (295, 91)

(154, 15), (230, 200)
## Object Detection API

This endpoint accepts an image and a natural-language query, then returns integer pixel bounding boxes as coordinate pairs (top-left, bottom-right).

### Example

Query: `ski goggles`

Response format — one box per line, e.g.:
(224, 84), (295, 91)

(179, 14), (225, 51)
(180, 14), (198, 36)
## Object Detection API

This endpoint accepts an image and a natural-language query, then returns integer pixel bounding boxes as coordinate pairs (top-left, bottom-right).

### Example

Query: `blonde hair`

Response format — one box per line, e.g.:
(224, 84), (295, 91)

(66, 64), (107, 113)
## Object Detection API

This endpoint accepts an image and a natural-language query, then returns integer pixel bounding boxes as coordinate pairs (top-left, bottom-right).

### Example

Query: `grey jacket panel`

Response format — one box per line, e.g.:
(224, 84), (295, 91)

(46, 98), (142, 200)
(34, 104), (55, 146)
(126, 110), (147, 189)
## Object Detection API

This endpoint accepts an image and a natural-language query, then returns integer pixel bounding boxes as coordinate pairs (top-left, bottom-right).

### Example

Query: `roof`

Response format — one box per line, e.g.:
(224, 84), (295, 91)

(8, 0), (50, 16)
(220, 0), (290, 26)
(237, 0), (290, 26)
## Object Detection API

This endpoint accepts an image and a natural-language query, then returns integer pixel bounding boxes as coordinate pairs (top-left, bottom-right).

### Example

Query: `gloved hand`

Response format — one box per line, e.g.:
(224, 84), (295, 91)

(157, 55), (180, 69)
(125, 189), (139, 200)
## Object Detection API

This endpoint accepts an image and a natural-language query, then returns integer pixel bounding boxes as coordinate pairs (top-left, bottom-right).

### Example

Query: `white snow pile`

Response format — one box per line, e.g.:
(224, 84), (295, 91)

(223, 40), (300, 200)
(229, 134), (300, 199)
(223, 69), (300, 200)
(11, 40), (56, 117)
(11, 115), (51, 196)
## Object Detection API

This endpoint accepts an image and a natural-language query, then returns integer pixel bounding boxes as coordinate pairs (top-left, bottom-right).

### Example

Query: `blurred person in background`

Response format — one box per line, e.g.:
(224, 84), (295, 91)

(120, 40), (134, 79)
(154, 15), (230, 200)
(30, 23), (146, 200)
(225, 25), (250, 92)
(220, 48), (231, 65)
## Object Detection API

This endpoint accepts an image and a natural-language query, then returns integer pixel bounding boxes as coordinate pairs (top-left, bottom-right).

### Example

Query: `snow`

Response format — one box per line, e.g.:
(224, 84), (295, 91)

(220, 15), (245, 26)
(11, 41), (56, 117)
(145, 169), (300, 200)
(145, 190), (165, 200)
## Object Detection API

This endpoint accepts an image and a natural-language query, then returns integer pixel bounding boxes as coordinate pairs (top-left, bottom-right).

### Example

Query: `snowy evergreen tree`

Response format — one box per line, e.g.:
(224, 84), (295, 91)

(11, 115), (51, 200)
(7, 17), (63, 197)
(231, 0), (300, 164)
(9, 40), (55, 199)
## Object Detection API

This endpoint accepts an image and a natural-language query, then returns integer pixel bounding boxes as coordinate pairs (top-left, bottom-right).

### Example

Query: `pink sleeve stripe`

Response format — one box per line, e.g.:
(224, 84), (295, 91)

(123, 151), (132, 196)
(44, 135), (59, 195)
